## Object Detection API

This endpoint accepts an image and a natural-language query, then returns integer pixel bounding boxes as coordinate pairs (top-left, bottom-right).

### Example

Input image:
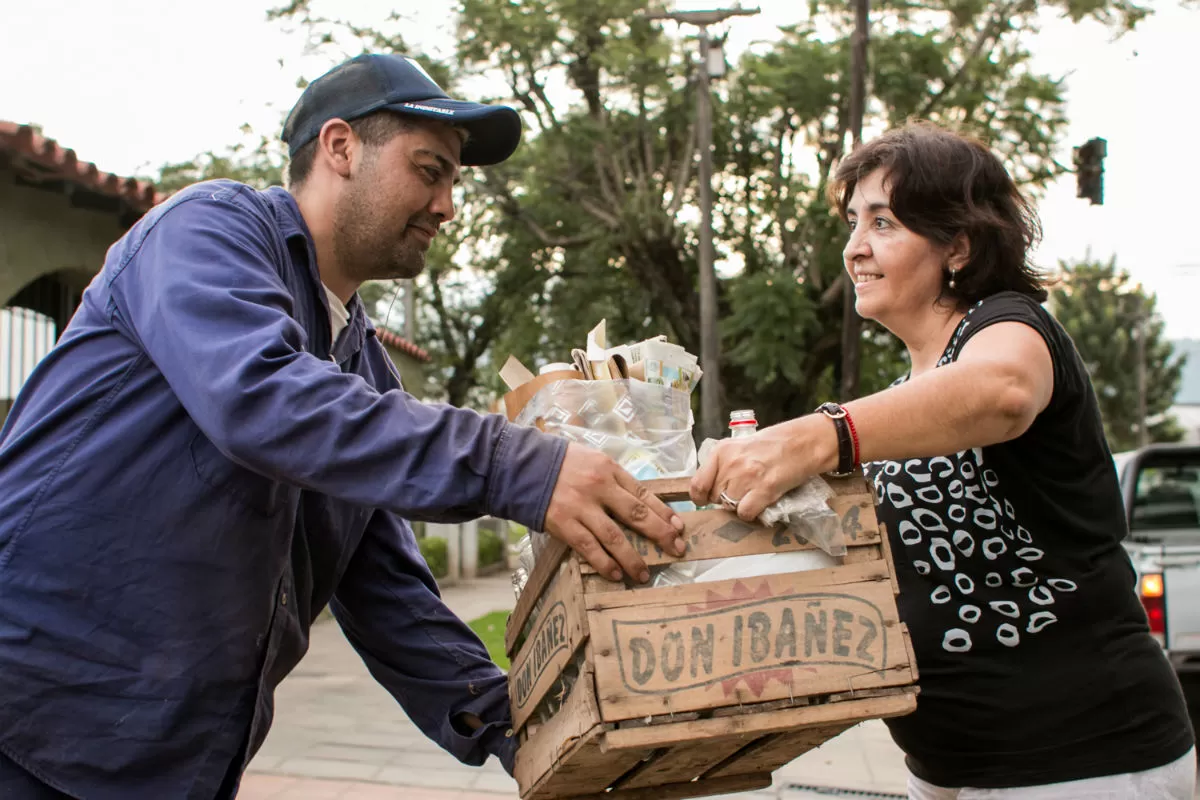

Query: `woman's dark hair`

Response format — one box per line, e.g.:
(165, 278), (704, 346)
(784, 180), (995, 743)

(828, 121), (1046, 308)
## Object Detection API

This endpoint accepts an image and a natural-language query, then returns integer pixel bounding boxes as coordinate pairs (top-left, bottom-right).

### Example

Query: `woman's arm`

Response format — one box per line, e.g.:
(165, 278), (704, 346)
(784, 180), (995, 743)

(690, 321), (1055, 521)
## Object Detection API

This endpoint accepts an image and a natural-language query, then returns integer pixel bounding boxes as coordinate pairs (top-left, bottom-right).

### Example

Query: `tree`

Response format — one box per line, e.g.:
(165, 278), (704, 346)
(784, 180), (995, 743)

(151, 125), (286, 193)
(162, 0), (1163, 417)
(1050, 257), (1186, 451)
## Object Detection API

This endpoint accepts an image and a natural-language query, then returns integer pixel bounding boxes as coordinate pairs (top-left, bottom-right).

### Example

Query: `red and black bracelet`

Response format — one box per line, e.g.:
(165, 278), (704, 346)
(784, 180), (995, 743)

(814, 402), (860, 476)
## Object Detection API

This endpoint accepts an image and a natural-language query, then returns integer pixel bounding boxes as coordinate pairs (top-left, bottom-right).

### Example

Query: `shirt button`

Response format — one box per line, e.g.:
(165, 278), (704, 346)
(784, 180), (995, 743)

(505, 728), (514, 738)
(281, 592), (288, 606)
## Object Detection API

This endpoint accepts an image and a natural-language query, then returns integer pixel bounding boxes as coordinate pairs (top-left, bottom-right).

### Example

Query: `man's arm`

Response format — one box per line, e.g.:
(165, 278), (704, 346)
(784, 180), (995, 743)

(330, 510), (515, 773)
(107, 187), (683, 578)
(108, 189), (551, 527)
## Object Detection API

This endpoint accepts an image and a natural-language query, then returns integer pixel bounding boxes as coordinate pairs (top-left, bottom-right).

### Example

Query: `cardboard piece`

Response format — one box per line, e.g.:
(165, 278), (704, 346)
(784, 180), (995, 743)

(500, 355), (537, 391)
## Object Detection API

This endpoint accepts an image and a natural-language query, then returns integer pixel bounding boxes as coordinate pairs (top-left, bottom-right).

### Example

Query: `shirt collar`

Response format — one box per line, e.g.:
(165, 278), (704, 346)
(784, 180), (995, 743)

(264, 186), (368, 361)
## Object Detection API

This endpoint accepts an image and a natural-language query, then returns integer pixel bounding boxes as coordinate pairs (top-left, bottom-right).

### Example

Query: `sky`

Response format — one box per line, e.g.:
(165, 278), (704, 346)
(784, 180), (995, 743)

(2, 0), (1198, 340)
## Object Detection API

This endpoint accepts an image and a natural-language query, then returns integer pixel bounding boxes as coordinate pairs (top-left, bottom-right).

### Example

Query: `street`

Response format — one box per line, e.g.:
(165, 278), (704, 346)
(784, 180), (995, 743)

(239, 574), (913, 800)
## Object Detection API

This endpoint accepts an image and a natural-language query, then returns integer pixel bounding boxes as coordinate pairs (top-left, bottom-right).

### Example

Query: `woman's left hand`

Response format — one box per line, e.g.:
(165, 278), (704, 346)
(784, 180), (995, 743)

(689, 415), (838, 522)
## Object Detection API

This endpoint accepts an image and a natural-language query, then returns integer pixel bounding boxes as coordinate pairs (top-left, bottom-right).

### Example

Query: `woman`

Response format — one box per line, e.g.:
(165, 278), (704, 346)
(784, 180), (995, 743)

(690, 122), (1195, 798)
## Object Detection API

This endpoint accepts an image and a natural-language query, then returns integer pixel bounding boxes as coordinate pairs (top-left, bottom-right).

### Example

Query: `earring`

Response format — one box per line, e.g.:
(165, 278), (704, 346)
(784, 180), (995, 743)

(948, 269), (958, 289)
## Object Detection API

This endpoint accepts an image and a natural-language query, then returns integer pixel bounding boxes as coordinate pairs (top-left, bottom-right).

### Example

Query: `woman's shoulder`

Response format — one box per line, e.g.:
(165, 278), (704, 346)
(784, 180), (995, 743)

(955, 290), (1064, 351)
(966, 290), (1052, 325)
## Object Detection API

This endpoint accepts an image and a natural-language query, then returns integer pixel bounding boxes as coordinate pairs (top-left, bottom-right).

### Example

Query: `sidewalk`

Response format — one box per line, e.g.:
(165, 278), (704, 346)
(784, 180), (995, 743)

(240, 574), (909, 799)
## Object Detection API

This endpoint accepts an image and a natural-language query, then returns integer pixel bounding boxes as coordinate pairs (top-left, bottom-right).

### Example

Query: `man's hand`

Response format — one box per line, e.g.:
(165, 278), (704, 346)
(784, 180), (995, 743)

(544, 443), (686, 583)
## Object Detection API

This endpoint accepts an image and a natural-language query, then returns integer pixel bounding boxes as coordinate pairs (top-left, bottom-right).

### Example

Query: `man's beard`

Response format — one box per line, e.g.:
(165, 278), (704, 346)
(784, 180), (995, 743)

(332, 181), (427, 283)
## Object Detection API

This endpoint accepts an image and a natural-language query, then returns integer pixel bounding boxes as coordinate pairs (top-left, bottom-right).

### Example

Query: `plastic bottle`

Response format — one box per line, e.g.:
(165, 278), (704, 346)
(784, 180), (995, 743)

(729, 409), (758, 438)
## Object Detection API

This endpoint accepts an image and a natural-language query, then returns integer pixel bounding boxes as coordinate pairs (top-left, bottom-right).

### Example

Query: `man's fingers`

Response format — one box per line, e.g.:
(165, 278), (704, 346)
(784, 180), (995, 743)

(612, 470), (686, 557)
(690, 448), (719, 507)
(561, 518), (625, 582)
(582, 508), (650, 583)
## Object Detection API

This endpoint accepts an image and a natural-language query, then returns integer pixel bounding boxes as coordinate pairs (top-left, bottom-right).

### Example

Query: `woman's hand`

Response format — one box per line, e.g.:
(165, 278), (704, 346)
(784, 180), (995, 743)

(689, 415), (839, 522)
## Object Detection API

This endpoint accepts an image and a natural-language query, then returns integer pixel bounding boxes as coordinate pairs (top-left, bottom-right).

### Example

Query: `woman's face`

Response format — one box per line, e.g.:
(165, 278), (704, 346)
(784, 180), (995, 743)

(843, 169), (955, 329)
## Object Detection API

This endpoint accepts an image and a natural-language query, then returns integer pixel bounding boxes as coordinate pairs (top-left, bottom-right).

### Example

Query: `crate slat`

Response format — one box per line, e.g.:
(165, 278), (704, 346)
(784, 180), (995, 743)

(702, 723), (854, 779)
(571, 772), (773, 800)
(508, 538), (570, 657)
(509, 562), (589, 731)
(593, 497), (881, 573)
(589, 573), (913, 721)
(612, 736), (757, 789)
(585, 558), (889, 613)
(603, 690), (916, 751)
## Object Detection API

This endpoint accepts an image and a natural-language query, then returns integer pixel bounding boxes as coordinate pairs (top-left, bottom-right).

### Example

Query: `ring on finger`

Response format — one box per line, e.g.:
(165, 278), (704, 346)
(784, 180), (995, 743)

(719, 491), (740, 511)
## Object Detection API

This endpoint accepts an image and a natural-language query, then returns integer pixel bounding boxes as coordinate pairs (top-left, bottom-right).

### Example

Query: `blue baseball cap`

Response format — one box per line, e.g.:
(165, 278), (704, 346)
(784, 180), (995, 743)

(281, 53), (522, 166)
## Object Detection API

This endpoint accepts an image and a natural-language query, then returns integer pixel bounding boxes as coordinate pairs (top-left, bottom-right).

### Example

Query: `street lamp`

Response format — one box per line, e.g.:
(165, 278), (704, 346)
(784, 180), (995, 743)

(640, 5), (760, 441)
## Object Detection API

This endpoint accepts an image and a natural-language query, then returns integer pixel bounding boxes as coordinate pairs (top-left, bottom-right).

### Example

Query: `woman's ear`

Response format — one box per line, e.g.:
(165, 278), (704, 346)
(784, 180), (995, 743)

(948, 232), (970, 272)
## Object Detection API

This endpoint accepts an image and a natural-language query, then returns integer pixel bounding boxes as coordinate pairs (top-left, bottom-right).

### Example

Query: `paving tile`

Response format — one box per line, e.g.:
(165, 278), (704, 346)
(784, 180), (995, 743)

(384, 750), (466, 771)
(236, 774), (300, 799)
(302, 743), (406, 767)
(467, 770), (519, 794)
(275, 758), (382, 783)
(374, 765), (474, 791)
(238, 774), (343, 799)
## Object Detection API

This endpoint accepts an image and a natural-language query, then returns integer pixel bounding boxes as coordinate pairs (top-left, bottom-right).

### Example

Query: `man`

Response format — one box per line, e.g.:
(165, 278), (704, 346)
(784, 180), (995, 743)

(0, 53), (686, 798)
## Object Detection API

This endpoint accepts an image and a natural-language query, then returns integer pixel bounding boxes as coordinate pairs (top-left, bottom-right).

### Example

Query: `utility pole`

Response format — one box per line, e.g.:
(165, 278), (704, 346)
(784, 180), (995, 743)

(1136, 308), (1148, 447)
(642, 5), (760, 441)
(839, 0), (869, 402)
(403, 279), (417, 341)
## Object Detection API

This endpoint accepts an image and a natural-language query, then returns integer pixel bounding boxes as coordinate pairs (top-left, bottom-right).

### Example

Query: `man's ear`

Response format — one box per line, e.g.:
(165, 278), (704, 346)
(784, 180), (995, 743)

(948, 232), (971, 272)
(317, 119), (355, 180)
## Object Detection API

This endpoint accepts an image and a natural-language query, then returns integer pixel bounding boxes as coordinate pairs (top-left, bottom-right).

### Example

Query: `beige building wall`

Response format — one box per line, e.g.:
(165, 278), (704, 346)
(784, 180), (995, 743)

(0, 172), (124, 307)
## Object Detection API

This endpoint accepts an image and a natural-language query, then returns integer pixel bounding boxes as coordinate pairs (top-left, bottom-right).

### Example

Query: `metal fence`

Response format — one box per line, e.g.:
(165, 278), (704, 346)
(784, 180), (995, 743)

(1, 305), (57, 424)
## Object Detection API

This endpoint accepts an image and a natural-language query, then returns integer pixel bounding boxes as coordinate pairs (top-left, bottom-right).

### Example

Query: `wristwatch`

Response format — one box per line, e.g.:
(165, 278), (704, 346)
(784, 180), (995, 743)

(814, 402), (859, 477)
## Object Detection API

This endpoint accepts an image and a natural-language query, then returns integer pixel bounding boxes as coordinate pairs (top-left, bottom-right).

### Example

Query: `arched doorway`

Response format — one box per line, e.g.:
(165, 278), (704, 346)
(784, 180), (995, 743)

(1, 271), (83, 425)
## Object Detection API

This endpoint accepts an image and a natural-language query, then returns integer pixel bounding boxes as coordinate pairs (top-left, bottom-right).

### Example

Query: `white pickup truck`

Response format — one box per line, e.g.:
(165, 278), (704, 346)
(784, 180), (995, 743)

(1115, 443), (1200, 731)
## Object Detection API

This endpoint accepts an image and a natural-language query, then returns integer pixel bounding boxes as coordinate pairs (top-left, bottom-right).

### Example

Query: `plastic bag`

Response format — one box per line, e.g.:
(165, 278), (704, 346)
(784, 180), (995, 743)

(510, 378), (699, 601)
(515, 378), (697, 480)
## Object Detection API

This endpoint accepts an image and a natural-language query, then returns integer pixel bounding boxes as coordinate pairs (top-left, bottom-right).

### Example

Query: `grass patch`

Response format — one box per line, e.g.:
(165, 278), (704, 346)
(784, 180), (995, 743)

(468, 610), (511, 670)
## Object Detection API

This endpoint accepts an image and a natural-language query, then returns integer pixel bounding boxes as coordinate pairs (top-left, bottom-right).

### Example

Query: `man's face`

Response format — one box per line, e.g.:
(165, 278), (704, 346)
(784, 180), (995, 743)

(333, 118), (462, 283)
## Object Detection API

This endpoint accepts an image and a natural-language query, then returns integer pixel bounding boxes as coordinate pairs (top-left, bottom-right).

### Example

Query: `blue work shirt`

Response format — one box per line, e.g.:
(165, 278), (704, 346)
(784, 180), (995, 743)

(0, 180), (566, 799)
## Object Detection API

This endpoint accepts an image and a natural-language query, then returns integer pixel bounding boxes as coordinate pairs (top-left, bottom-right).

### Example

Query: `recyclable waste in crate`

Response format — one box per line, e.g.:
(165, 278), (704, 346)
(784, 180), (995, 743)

(498, 323), (918, 800)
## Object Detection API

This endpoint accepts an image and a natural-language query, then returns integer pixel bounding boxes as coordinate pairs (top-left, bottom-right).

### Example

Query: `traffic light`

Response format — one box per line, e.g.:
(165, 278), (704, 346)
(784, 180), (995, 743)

(1074, 137), (1106, 206)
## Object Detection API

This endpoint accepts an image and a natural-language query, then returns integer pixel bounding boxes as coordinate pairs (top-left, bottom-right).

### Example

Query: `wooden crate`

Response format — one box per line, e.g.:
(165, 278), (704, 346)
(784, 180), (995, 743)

(505, 474), (918, 800)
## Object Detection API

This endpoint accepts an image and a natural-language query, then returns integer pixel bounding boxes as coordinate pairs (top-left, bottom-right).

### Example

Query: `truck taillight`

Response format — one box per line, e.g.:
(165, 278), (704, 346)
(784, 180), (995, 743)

(1139, 572), (1166, 645)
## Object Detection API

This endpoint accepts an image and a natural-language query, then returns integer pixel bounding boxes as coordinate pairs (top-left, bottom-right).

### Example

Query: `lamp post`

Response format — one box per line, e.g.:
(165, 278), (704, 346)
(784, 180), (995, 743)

(641, 5), (760, 441)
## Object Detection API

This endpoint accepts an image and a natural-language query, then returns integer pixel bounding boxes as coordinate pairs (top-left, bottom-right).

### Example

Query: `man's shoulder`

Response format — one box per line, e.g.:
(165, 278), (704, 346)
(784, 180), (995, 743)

(151, 179), (277, 224)
(105, 181), (293, 287)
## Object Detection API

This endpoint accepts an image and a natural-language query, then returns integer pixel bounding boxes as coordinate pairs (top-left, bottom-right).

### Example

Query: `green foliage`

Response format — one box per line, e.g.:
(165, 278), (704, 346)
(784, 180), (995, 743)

(467, 610), (511, 669)
(152, 125), (285, 194)
(477, 528), (504, 567)
(508, 522), (529, 545)
(418, 535), (449, 579)
(165, 0), (1163, 422)
(723, 270), (818, 392)
(1049, 257), (1186, 451)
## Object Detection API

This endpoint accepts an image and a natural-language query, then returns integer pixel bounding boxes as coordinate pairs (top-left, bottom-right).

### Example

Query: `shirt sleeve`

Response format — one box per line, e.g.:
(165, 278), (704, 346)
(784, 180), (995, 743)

(104, 186), (566, 529)
(951, 292), (1084, 417)
(330, 509), (516, 774)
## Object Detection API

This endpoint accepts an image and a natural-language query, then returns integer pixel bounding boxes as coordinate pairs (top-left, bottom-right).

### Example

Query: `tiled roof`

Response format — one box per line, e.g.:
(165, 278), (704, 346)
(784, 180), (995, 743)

(0, 120), (163, 216)
(374, 325), (431, 364)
